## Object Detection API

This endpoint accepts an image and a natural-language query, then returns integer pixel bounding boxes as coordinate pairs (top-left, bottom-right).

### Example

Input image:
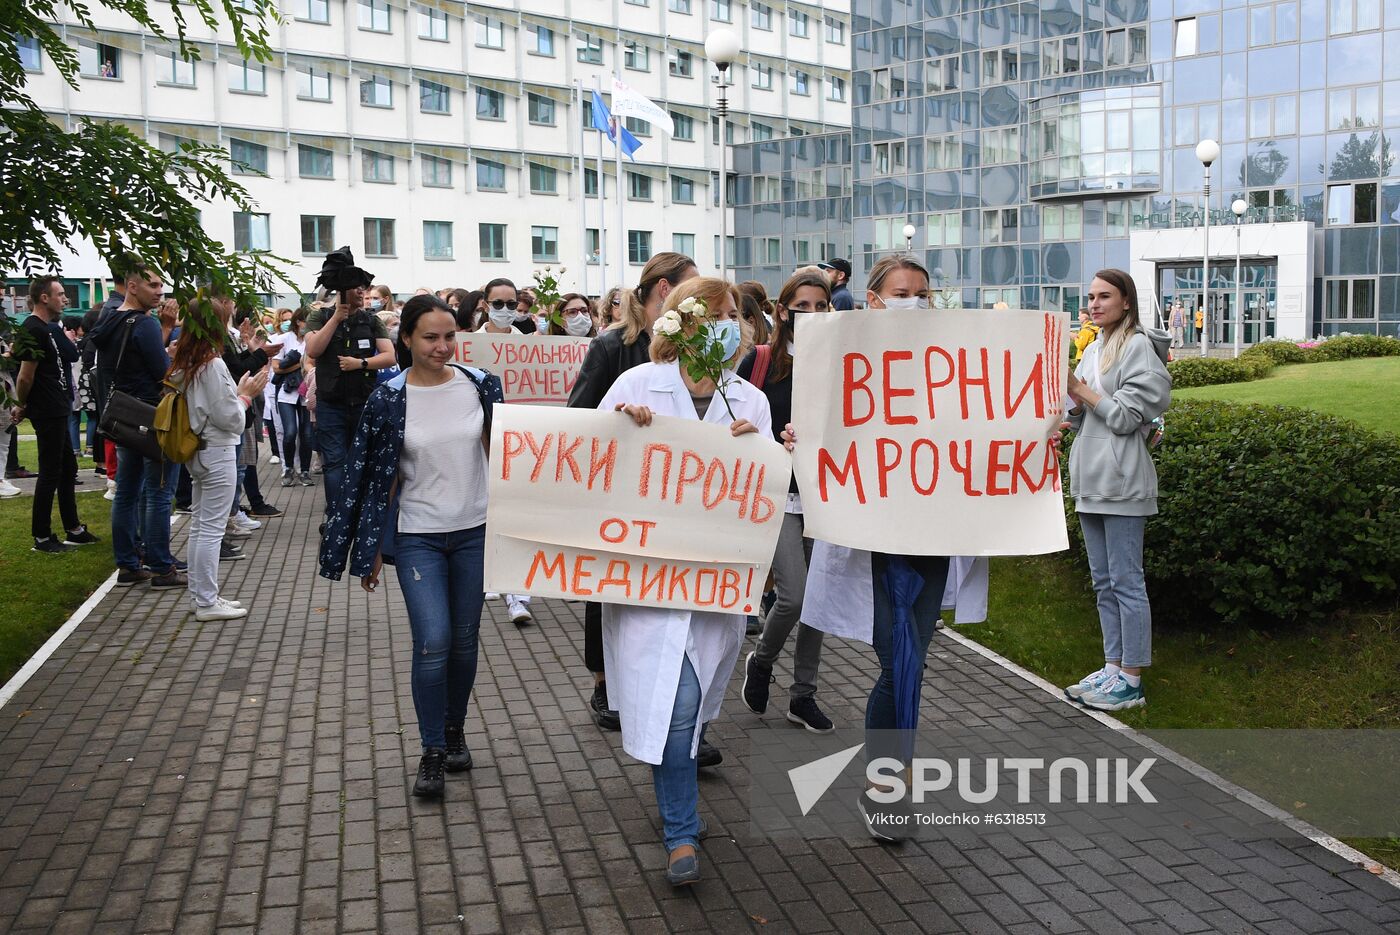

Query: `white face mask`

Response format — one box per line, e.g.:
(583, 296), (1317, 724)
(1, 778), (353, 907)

(564, 315), (594, 337)
(880, 295), (930, 311)
(488, 308), (516, 329)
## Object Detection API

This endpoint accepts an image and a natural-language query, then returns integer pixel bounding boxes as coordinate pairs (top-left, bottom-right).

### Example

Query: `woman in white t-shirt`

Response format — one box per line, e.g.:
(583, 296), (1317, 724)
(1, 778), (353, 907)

(272, 309), (314, 486)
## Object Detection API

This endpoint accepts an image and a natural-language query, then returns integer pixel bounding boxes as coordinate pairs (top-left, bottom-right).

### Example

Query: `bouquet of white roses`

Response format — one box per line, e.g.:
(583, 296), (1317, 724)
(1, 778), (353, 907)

(654, 296), (738, 420)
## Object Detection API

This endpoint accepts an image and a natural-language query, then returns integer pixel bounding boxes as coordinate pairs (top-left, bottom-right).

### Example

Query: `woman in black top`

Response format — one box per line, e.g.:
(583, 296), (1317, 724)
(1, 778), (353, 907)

(734, 270), (835, 733)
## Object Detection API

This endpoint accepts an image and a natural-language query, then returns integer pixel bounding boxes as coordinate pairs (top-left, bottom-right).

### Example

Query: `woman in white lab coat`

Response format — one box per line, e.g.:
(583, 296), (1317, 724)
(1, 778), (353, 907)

(598, 276), (772, 887)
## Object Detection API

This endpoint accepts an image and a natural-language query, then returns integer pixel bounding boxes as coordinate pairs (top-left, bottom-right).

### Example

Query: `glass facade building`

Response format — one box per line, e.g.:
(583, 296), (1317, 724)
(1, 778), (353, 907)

(733, 0), (1400, 339)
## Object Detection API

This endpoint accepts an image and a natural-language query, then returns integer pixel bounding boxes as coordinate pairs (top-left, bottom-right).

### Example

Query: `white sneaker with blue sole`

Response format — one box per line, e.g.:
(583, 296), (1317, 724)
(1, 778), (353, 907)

(1078, 674), (1146, 711)
(1064, 667), (1114, 701)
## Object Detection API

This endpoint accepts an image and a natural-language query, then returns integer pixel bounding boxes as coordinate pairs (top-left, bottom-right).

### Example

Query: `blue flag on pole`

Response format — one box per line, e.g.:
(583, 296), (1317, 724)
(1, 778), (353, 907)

(590, 90), (642, 160)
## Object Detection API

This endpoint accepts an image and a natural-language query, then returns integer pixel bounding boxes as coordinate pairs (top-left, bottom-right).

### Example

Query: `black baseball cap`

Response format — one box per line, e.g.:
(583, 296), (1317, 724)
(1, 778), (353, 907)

(818, 258), (852, 277)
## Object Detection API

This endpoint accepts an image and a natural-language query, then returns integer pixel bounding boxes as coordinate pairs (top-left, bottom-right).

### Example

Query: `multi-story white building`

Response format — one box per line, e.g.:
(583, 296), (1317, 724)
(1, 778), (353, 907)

(15, 0), (851, 302)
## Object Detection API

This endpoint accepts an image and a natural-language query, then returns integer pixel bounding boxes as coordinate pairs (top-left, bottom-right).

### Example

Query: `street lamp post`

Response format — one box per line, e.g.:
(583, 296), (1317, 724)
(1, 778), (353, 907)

(1196, 138), (1220, 358)
(902, 222), (916, 253)
(705, 29), (740, 280)
(1232, 198), (1247, 358)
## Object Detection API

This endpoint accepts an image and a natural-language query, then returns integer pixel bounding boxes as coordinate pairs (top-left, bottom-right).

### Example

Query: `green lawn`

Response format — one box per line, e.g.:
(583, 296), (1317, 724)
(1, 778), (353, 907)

(0, 488), (113, 684)
(10, 418), (99, 476)
(1174, 357), (1400, 436)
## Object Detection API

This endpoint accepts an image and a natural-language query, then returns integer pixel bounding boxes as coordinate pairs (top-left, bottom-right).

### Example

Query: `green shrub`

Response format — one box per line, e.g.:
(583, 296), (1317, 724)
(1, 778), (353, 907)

(1308, 335), (1400, 361)
(1167, 356), (1252, 388)
(1130, 400), (1400, 626)
(1236, 355), (1276, 381)
(1242, 340), (1311, 365)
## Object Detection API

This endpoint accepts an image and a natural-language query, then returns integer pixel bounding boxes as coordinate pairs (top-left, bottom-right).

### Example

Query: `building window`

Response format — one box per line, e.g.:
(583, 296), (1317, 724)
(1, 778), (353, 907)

(156, 51), (195, 86)
(673, 233), (695, 257)
(297, 66), (331, 101)
(577, 35), (604, 65)
(78, 40), (121, 78)
(299, 0), (329, 21)
(1174, 18), (1198, 57)
(361, 150), (394, 183)
(227, 59), (264, 93)
(1330, 0), (1381, 35)
(1327, 182), (1378, 224)
(423, 220), (453, 259)
(668, 49), (693, 78)
(980, 46), (1020, 85)
(672, 112), (695, 140)
(751, 176), (781, 202)
(233, 212), (271, 252)
(528, 93), (556, 125)
(752, 63), (772, 90)
(982, 208), (1019, 243)
(531, 25), (554, 56)
(824, 15), (844, 45)
(790, 70), (809, 96)
(624, 116), (651, 137)
(627, 172), (653, 201)
(626, 0), (648, 6)
(1040, 37), (1080, 77)
(628, 230), (652, 264)
(671, 175), (695, 203)
(1042, 204), (1083, 240)
(358, 0), (390, 32)
(586, 228), (601, 263)
(531, 225), (559, 262)
(751, 3), (771, 30)
(710, 0), (731, 22)
(418, 8), (448, 40)
(475, 87), (504, 119)
(298, 145), (334, 179)
(826, 75), (846, 102)
(669, 0), (691, 14)
(752, 122), (773, 141)
(1328, 85), (1380, 130)
(872, 141), (906, 177)
(421, 153), (452, 188)
(529, 163), (557, 194)
(479, 222), (507, 259)
(980, 126), (1020, 166)
(584, 168), (599, 197)
(419, 79), (450, 114)
(360, 75), (392, 107)
(926, 135), (960, 170)
(923, 211), (961, 248)
(624, 40), (650, 72)
(1324, 277), (1378, 324)
(17, 35), (41, 72)
(477, 159), (505, 190)
(229, 139), (268, 176)
(300, 215), (333, 254)
(364, 217), (396, 256)
(789, 10), (809, 37)
(1105, 26), (1148, 67)
(475, 16), (504, 49)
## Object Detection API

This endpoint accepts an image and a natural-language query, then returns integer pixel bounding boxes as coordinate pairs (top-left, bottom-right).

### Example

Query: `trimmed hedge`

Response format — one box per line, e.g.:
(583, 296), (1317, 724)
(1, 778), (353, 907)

(1065, 400), (1400, 626)
(1166, 334), (1400, 388)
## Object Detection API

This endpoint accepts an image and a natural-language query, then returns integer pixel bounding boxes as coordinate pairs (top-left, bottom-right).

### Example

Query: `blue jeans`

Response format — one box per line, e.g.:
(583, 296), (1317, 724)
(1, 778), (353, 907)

(653, 656), (703, 853)
(1078, 513), (1152, 668)
(315, 401), (363, 516)
(277, 401), (312, 473)
(866, 552), (949, 764)
(394, 526), (486, 750)
(111, 444), (180, 572)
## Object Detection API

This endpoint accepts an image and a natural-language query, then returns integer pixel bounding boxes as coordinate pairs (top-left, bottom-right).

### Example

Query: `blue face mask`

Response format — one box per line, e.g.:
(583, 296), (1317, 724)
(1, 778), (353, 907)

(702, 320), (742, 362)
(279, 321), (292, 332)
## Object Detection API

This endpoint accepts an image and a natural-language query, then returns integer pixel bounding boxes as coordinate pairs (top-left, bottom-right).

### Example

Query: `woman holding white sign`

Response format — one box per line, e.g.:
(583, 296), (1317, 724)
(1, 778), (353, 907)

(1063, 269), (1171, 712)
(598, 276), (772, 887)
(319, 295), (505, 801)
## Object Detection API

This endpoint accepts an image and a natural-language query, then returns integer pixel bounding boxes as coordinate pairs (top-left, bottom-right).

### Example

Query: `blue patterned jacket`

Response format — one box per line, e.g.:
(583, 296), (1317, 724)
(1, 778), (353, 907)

(318, 365), (504, 581)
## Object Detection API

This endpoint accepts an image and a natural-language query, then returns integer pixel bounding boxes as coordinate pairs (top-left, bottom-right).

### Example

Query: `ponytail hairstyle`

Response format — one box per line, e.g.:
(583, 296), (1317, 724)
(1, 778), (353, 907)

(622, 251), (697, 345)
(769, 271), (830, 382)
(395, 294), (456, 369)
(1091, 268), (1143, 374)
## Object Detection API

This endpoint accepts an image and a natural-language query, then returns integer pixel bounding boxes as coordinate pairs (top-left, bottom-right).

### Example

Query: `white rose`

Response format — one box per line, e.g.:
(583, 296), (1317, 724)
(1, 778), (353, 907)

(655, 315), (681, 336)
(677, 297), (701, 317)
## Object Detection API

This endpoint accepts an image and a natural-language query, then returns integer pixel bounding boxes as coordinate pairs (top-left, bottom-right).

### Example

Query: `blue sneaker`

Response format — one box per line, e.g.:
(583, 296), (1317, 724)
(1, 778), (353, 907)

(1079, 674), (1146, 711)
(1064, 667), (1114, 701)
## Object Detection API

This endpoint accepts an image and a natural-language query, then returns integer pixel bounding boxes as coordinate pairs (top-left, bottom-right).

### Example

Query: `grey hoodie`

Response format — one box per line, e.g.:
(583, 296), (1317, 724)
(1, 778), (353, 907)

(172, 358), (246, 449)
(1068, 327), (1172, 516)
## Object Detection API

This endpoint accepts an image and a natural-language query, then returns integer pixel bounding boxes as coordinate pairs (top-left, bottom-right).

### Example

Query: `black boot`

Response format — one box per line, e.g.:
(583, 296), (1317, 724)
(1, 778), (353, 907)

(590, 681), (621, 731)
(443, 726), (473, 772)
(697, 739), (723, 769)
(413, 748), (446, 798)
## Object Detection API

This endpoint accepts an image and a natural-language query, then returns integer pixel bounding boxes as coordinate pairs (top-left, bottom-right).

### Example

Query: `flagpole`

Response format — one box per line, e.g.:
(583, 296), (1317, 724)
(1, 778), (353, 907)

(594, 77), (607, 294)
(611, 73), (626, 291)
(575, 79), (589, 296)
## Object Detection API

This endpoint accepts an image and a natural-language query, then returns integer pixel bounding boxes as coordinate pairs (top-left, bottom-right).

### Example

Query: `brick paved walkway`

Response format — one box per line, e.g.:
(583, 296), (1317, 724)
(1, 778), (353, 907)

(1, 459), (1398, 934)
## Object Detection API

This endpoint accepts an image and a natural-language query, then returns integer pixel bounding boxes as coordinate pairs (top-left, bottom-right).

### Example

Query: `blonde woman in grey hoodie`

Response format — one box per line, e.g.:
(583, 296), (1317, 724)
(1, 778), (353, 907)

(1063, 269), (1171, 712)
(168, 296), (269, 622)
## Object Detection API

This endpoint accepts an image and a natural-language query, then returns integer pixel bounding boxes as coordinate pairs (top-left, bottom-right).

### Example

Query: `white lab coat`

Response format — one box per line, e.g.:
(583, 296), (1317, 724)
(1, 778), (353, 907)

(802, 542), (877, 644)
(597, 361), (773, 765)
(942, 555), (990, 624)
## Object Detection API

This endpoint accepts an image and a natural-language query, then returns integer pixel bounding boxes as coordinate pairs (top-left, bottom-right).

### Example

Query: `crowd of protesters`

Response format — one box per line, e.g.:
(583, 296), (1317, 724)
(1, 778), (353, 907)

(4, 247), (1169, 888)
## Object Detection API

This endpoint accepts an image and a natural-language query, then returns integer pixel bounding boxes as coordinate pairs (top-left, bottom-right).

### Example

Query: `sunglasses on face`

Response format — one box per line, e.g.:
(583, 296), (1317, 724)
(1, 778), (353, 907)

(488, 299), (513, 310)
(610, 298), (622, 306)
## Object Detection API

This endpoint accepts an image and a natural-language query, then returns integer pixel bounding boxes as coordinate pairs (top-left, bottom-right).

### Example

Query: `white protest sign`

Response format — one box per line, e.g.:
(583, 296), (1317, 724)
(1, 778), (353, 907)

(453, 332), (591, 405)
(791, 308), (1070, 556)
(484, 404), (790, 614)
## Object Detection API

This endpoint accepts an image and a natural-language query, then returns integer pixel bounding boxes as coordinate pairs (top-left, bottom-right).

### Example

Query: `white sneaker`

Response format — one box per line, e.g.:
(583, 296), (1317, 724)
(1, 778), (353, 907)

(231, 511), (261, 531)
(224, 522), (254, 539)
(0, 480), (21, 498)
(191, 596), (243, 611)
(104, 478), (116, 501)
(508, 598), (533, 625)
(484, 592), (501, 601)
(268, 455), (280, 464)
(195, 599), (248, 622)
